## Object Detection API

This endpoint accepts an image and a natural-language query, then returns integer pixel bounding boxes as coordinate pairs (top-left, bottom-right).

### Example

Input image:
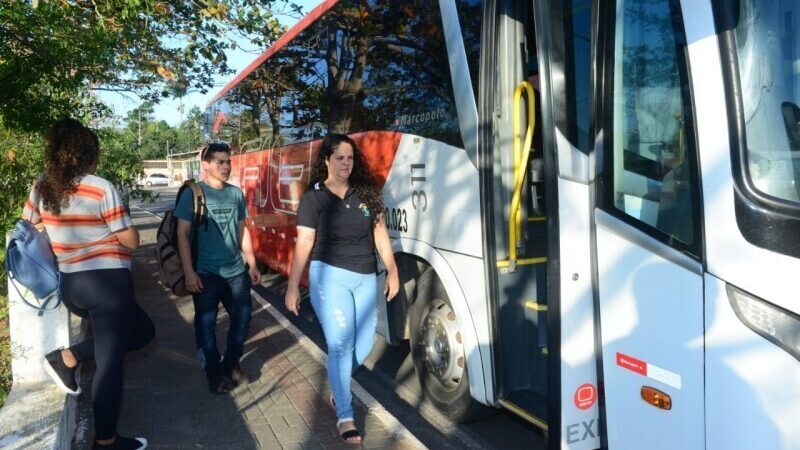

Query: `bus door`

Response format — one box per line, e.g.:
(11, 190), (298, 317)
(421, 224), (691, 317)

(593, 1), (704, 448)
(488, 4), (598, 446)
(488, 1), (549, 428)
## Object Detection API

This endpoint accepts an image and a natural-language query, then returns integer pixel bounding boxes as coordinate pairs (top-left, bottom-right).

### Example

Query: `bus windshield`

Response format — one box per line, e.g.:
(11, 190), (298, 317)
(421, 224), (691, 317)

(733, 0), (800, 203)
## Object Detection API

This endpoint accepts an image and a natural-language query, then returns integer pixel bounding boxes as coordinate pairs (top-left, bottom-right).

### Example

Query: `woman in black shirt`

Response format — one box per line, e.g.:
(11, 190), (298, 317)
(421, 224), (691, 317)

(285, 134), (399, 444)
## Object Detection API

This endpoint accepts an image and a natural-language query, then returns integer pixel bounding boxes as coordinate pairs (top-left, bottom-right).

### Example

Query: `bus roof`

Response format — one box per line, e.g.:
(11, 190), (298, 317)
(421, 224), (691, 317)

(206, 0), (340, 108)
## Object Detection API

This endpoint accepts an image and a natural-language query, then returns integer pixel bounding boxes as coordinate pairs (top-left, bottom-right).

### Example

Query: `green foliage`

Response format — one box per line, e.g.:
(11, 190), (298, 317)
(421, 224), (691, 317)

(176, 107), (206, 155)
(0, 253), (10, 408)
(0, 123), (43, 234)
(120, 104), (205, 159)
(96, 128), (156, 205)
(0, 126), (23, 405)
(0, 0), (301, 132)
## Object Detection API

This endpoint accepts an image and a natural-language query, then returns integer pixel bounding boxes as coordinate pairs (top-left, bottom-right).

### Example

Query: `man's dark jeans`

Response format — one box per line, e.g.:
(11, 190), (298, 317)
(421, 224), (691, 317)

(192, 270), (252, 376)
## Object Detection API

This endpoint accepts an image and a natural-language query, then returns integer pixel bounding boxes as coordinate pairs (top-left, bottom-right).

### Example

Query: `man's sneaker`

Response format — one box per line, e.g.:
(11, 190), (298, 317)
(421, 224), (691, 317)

(41, 348), (80, 395)
(92, 436), (147, 450)
(208, 373), (231, 394)
(224, 364), (252, 386)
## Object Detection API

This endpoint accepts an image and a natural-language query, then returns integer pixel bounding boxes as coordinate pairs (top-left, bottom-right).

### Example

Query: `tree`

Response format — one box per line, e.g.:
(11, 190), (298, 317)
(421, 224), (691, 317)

(0, 121), (42, 233)
(175, 106), (206, 154)
(96, 127), (154, 204)
(117, 102), (208, 159)
(0, 0), (301, 132)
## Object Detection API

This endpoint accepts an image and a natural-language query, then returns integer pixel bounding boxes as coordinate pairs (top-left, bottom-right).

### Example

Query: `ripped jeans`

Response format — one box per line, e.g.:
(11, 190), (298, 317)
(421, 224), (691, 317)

(309, 260), (377, 421)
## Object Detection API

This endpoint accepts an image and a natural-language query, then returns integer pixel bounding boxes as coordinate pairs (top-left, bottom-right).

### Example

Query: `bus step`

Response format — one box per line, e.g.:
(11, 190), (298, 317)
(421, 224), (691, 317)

(499, 399), (549, 432)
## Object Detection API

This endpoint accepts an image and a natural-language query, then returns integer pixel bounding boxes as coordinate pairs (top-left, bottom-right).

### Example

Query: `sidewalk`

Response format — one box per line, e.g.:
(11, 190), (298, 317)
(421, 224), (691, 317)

(74, 207), (423, 449)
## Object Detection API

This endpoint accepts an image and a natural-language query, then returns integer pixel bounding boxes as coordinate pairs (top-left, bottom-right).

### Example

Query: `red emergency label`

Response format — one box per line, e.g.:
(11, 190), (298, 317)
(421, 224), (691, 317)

(616, 352), (647, 376)
(574, 383), (597, 410)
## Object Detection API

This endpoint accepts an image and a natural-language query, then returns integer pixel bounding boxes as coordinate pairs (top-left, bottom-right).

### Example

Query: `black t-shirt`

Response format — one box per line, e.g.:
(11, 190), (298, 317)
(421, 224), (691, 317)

(296, 182), (377, 274)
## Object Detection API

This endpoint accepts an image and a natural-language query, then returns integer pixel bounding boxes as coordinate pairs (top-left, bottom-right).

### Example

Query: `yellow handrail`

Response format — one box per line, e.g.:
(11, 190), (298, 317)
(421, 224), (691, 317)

(508, 81), (536, 264)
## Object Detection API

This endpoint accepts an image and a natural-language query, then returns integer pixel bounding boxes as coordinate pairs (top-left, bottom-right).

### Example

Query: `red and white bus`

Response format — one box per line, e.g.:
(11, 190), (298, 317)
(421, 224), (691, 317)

(205, 1), (800, 449)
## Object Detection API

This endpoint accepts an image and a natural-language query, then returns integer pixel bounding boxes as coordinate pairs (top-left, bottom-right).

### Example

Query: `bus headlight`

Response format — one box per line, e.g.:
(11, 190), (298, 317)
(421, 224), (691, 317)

(726, 284), (800, 362)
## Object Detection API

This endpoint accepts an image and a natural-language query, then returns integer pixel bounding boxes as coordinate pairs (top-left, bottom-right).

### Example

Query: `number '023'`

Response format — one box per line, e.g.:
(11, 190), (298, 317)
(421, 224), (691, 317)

(384, 208), (408, 233)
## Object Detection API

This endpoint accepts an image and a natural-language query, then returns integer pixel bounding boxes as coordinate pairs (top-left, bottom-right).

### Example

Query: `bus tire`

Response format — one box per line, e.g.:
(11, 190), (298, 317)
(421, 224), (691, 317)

(409, 269), (487, 423)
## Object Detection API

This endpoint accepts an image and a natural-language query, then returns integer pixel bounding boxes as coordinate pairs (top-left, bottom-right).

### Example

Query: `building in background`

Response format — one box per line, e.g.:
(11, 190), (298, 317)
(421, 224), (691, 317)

(142, 153), (199, 187)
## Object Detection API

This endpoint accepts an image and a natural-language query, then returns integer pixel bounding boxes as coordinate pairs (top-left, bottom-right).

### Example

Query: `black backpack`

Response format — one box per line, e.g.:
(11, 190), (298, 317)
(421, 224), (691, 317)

(155, 180), (206, 296)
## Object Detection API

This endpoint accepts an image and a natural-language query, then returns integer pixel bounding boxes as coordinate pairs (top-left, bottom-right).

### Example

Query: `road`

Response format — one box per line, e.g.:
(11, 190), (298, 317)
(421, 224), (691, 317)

(131, 186), (546, 450)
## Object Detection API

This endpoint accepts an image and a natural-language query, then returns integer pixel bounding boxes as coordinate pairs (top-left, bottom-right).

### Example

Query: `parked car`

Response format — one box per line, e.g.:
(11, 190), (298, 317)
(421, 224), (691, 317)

(143, 173), (169, 187)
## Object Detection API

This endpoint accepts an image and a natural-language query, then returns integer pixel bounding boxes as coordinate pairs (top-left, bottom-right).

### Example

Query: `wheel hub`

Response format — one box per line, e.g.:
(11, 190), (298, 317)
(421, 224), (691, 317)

(417, 301), (465, 391)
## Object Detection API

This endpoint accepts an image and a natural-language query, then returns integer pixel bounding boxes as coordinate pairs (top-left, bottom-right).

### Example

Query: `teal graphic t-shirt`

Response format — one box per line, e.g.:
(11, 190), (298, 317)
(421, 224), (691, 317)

(174, 182), (247, 278)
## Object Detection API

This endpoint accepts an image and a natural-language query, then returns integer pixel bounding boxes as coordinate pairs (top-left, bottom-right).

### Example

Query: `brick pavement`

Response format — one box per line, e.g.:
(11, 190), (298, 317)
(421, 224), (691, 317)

(74, 208), (424, 450)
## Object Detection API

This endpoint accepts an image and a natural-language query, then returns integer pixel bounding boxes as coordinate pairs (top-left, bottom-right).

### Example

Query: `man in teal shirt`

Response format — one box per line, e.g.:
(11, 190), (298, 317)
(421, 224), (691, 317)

(175, 143), (260, 394)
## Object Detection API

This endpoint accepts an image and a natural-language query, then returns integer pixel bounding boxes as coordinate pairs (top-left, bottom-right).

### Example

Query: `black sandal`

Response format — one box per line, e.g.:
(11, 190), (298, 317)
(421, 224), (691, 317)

(338, 426), (362, 445)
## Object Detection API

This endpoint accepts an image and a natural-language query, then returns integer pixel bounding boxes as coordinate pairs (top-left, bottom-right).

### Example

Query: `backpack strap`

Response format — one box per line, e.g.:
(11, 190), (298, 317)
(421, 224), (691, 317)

(178, 180), (206, 270)
(6, 261), (61, 316)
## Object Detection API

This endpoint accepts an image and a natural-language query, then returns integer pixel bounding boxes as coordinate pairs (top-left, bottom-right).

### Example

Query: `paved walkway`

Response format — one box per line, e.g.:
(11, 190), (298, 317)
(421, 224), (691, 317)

(74, 207), (423, 449)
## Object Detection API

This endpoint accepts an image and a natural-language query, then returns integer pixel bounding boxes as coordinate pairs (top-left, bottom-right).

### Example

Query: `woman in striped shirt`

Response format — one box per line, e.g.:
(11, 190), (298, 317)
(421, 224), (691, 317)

(25, 118), (154, 450)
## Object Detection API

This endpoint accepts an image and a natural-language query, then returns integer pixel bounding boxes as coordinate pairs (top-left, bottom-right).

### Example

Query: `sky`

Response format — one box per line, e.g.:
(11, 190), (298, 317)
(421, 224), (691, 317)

(96, 0), (320, 127)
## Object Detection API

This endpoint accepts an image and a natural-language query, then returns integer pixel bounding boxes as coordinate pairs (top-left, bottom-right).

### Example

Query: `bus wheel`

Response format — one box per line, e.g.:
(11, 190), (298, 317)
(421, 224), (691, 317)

(410, 271), (483, 422)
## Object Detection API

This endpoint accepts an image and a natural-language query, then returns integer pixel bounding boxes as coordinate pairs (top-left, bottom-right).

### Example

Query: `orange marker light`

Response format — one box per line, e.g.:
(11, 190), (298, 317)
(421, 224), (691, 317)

(641, 386), (672, 410)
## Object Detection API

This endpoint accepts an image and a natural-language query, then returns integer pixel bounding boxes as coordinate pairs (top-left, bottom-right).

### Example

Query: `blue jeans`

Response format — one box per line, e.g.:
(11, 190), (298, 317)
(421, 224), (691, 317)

(309, 261), (377, 420)
(192, 270), (252, 376)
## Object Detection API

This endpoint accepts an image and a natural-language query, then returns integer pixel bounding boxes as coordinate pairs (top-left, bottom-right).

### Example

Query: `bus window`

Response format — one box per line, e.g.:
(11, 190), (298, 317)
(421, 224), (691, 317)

(713, 0), (800, 259)
(602, 0), (701, 256)
(455, 0), (482, 105)
(728, 0), (800, 204)
(562, 0), (592, 154)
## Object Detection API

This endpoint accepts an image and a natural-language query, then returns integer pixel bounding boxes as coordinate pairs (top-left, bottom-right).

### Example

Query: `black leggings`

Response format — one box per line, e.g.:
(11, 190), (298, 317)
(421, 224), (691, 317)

(60, 268), (155, 441)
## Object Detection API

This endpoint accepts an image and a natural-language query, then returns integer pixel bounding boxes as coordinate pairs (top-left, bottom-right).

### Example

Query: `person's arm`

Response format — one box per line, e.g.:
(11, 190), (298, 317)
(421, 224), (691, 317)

(114, 226), (140, 250)
(22, 182), (43, 227)
(28, 215), (44, 231)
(373, 217), (399, 301)
(100, 183), (138, 249)
(177, 218), (203, 292)
(24, 214), (44, 231)
(285, 227), (315, 316)
(238, 220), (261, 283)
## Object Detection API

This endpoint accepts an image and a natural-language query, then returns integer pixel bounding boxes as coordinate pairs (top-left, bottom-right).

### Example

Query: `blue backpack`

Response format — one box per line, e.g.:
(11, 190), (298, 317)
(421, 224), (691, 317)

(5, 190), (60, 315)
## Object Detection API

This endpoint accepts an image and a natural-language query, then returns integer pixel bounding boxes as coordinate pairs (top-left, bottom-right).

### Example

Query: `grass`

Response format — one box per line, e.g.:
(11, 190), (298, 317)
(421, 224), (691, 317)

(0, 293), (8, 408)
(0, 251), (10, 408)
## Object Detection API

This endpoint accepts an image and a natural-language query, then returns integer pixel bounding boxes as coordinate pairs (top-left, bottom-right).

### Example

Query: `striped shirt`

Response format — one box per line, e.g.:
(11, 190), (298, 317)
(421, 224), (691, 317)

(22, 174), (133, 273)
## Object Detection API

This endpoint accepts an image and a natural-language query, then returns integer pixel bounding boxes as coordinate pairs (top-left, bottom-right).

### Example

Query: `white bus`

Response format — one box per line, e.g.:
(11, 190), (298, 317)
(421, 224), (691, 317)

(206, 1), (800, 448)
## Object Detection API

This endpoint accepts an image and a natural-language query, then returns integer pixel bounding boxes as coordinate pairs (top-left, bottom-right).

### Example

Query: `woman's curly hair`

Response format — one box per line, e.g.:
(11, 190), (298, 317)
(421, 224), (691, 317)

(311, 133), (384, 225)
(39, 119), (100, 215)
